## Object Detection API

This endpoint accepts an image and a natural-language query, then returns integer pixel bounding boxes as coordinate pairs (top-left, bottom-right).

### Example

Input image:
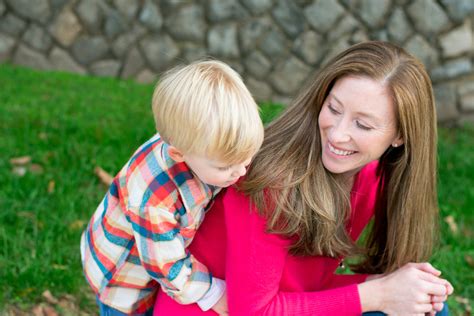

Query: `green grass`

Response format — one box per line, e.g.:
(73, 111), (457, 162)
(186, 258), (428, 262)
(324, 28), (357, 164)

(0, 64), (472, 314)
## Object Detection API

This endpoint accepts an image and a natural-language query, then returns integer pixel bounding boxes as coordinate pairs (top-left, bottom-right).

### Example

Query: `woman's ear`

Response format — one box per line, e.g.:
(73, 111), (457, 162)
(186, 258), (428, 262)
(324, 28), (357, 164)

(392, 134), (404, 148)
(168, 146), (185, 162)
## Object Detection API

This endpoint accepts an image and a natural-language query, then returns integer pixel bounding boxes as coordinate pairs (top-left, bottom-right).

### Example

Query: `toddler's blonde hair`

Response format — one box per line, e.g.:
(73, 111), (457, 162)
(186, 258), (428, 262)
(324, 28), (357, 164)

(152, 60), (264, 164)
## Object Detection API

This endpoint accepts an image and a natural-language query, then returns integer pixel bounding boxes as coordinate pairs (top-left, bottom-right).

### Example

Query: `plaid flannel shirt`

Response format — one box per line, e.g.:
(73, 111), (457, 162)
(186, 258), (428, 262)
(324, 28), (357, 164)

(80, 134), (220, 313)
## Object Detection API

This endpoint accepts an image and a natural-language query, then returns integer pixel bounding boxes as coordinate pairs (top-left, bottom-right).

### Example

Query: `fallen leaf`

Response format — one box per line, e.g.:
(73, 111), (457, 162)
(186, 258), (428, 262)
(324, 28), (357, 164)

(29, 163), (44, 174)
(48, 180), (55, 194)
(10, 156), (31, 165)
(39, 132), (48, 140)
(94, 166), (113, 186)
(42, 290), (59, 305)
(32, 304), (44, 316)
(69, 220), (86, 231)
(17, 211), (35, 219)
(465, 255), (474, 268)
(12, 166), (27, 177)
(455, 295), (469, 305)
(51, 264), (67, 270)
(444, 215), (458, 234)
(42, 305), (58, 316)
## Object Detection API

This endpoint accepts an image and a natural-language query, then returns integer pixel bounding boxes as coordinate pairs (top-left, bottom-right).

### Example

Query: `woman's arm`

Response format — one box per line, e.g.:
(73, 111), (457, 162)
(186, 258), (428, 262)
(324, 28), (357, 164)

(224, 188), (363, 316)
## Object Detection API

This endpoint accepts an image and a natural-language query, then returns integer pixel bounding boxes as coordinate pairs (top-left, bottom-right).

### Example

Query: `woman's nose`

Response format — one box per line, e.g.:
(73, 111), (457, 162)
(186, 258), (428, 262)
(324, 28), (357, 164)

(330, 118), (351, 143)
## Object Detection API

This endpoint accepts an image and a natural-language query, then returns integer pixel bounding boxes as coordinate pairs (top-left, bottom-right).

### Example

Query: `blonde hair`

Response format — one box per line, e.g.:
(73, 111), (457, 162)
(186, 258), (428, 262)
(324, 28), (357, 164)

(241, 41), (438, 273)
(152, 60), (264, 164)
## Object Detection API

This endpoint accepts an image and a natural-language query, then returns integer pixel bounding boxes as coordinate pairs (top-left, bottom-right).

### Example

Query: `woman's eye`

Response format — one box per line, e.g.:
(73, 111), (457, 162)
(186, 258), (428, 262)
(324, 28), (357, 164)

(356, 121), (371, 131)
(328, 104), (340, 114)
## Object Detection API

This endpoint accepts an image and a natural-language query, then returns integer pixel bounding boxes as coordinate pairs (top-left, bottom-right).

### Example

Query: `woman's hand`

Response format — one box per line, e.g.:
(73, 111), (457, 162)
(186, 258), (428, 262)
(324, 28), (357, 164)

(359, 262), (452, 315)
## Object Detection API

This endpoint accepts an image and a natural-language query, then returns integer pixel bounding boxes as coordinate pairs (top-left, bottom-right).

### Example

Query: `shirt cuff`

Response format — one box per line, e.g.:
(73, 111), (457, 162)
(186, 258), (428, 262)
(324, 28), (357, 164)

(197, 277), (226, 311)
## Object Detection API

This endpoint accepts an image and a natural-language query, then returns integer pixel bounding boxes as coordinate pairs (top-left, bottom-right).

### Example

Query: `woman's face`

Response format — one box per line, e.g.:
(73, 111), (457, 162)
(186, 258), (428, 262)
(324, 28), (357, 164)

(318, 75), (403, 178)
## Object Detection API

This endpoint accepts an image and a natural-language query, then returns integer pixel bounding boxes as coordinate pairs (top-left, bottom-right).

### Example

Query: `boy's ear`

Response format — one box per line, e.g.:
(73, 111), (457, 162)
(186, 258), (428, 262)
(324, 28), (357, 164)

(168, 146), (185, 162)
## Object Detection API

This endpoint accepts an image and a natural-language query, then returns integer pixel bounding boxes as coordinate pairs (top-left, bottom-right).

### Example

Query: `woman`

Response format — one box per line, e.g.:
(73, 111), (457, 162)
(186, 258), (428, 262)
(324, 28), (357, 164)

(153, 41), (453, 315)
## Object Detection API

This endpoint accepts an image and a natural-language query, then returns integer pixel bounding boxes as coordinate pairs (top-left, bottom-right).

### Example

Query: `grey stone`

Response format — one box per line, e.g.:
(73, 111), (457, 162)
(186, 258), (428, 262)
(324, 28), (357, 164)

(135, 68), (157, 84)
(112, 24), (146, 58)
(433, 83), (459, 122)
(75, 0), (102, 33)
(71, 36), (109, 65)
(259, 28), (287, 61)
(5, 0), (51, 24)
(292, 30), (324, 65)
(0, 1), (5, 16)
(113, 0), (139, 20)
(22, 24), (52, 52)
(139, 0), (163, 31)
(244, 51), (272, 79)
(207, 0), (248, 22)
(245, 76), (273, 101)
(431, 58), (472, 80)
(351, 30), (369, 43)
(440, 0), (474, 22)
(439, 21), (473, 58)
(272, 94), (292, 106)
(320, 35), (351, 66)
(90, 59), (121, 77)
(356, 0), (391, 28)
(459, 114), (474, 125)
(239, 17), (272, 53)
(270, 56), (311, 95)
(49, 47), (86, 74)
(407, 0), (450, 35)
(272, 0), (305, 37)
(220, 60), (244, 74)
(49, 7), (82, 47)
(387, 8), (412, 43)
(371, 30), (389, 42)
(404, 35), (438, 69)
(0, 13), (27, 37)
(159, 0), (193, 11)
(13, 44), (51, 70)
(0, 33), (15, 62)
(208, 24), (239, 58)
(104, 9), (128, 39)
(458, 80), (474, 96)
(121, 47), (145, 79)
(164, 4), (206, 42)
(181, 42), (208, 62)
(327, 14), (359, 41)
(458, 81), (474, 111)
(140, 34), (180, 71)
(304, 0), (345, 34)
(240, 0), (273, 15)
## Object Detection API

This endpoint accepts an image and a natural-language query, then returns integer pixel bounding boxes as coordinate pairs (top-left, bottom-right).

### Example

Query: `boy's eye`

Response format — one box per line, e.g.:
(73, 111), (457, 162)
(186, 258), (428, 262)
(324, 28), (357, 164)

(217, 166), (231, 171)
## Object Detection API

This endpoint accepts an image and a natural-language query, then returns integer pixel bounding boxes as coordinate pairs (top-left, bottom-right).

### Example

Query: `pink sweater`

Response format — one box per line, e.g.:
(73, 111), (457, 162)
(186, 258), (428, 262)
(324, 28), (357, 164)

(153, 161), (380, 315)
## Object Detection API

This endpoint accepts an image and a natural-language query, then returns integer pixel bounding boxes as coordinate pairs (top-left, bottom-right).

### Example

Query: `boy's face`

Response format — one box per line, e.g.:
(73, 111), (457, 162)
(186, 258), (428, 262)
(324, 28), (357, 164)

(182, 154), (252, 188)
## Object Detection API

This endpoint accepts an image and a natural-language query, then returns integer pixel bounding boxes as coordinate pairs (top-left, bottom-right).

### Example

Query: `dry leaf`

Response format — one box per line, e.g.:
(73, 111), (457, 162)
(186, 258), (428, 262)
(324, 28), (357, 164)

(42, 290), (59, 305)
(17, 211), (35, 219)
(39, 132), (48, 140)
(51, 264), (67, 270)
(69, 220), (86, 231)
(29, 163), (44, 174)
(12, 166), (27, 177)
(10, 156), (31, 165)
(455, 295), (470, 304)
(465, 255), (474, 268)
(32, 304), (45, 316)
(48, 180), (55, 194)
(444, 215), (458, 234)
(94, 166), (113, 186)
(42, 305), (58, 316)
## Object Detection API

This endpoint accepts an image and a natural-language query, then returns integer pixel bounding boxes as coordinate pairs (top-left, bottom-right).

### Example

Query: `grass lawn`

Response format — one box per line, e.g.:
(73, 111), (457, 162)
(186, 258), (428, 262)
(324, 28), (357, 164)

(0, 64), (472, 315)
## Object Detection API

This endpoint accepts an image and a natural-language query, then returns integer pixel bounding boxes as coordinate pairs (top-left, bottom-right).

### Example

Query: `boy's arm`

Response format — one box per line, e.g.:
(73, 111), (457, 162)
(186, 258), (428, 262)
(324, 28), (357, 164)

(127, 204), (224, 309)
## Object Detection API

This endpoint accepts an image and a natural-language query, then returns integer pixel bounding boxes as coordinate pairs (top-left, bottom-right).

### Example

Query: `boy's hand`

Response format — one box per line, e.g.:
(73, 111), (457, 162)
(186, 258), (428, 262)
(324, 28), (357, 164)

(211, 290), (228, 315)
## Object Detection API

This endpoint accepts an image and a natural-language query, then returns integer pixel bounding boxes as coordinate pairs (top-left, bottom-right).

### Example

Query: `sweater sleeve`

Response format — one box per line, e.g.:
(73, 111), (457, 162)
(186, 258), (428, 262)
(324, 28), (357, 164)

(223, 188), (363, 316)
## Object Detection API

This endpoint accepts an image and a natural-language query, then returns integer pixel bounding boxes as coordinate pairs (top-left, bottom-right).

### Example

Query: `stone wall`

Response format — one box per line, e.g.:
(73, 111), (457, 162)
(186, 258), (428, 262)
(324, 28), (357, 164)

(0, 0), (473, 123)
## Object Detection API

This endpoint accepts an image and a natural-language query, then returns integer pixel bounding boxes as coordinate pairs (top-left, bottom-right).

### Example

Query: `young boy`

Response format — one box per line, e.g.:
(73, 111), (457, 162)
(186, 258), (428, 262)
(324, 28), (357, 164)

(80, 60), (264, 315)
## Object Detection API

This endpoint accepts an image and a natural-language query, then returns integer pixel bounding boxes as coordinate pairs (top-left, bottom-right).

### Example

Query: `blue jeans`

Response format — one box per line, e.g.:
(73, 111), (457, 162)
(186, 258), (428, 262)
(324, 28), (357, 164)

(363, 303), (449, 315)
(96, 297), (153, 316)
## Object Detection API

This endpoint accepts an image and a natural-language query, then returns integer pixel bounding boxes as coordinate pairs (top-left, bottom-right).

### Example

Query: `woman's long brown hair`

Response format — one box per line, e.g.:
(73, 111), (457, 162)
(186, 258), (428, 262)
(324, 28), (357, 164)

(240, 41), (438, 273)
